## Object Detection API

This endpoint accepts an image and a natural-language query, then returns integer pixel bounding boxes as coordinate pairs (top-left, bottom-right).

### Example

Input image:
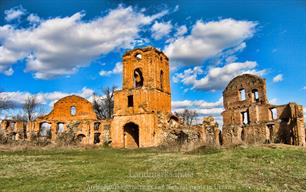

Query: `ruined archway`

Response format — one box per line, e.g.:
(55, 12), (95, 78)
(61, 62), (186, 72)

(76, 134), (86, 144)
(123, 122), (139, 148)
(39, 122), (52, 138)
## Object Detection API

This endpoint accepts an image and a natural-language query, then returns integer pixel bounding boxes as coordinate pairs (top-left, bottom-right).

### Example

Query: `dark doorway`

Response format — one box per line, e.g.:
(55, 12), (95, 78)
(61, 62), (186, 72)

(176, 131), (188, 145)
(94, 133), (101, 144)
(76, 134), (86, 144)
(241, 128), (245, 141)
(267, 124), (274, 143)
(123, 122), (139, 148)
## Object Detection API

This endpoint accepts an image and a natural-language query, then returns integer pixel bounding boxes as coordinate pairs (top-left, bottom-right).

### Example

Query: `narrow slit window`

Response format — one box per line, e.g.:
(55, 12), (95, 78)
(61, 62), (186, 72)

(128, 95), (134, 107)
(160, 70), (164, 90)
(239, 89), (246, 101)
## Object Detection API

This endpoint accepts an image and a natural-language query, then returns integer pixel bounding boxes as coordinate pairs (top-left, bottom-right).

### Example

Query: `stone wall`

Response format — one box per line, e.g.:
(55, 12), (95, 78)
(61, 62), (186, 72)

(222, 74), (305, 146)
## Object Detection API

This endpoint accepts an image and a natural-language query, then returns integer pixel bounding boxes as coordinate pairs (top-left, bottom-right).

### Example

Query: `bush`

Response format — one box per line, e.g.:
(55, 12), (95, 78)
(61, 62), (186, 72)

(0, 129), (8, 144)
(56, 121), (81, 146)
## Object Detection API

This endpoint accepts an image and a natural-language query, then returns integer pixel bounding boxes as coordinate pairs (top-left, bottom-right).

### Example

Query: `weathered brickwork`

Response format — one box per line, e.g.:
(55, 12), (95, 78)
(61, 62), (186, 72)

(222, 74), (305, 146)
(0, 95), (111, 145)
(111, 47), (171, 148)
(2, 47), (303, 148)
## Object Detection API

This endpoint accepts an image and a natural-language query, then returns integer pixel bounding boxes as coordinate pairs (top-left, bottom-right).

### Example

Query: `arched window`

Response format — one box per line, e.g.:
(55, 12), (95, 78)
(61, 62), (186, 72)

(40, 122), (52, 138)
(160, 70), (164, 90)
(70, 106), (76, 116)
(133, 68), (143, 88)
(135, 53), (142, 60)
(57, 123), (65, 134)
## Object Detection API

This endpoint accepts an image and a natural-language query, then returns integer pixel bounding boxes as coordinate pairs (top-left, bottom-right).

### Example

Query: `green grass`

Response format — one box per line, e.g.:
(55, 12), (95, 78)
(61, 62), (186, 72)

(0, 144), (305, 192)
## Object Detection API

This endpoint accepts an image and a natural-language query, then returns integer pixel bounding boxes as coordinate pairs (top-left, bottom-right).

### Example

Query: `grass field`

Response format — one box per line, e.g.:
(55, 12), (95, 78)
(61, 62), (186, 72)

(0, 144), (305, 192)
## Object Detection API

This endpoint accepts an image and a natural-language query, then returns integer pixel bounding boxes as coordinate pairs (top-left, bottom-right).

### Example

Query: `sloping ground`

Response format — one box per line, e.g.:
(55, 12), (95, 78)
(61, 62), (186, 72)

(0, 144), (305, 192)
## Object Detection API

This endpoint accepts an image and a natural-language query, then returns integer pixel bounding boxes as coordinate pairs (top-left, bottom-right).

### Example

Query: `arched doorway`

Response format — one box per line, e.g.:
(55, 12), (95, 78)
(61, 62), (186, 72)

(123, 122), (139, 148)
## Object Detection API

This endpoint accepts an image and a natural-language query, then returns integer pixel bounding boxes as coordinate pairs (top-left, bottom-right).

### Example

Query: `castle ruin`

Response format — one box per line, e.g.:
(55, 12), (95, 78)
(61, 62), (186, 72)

(222, 74), (305, 146)
(0, 47), (304, 147)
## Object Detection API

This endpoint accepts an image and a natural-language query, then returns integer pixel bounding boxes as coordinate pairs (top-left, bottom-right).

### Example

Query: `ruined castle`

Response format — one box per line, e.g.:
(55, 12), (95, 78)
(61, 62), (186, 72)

(1, 47), (305, 147)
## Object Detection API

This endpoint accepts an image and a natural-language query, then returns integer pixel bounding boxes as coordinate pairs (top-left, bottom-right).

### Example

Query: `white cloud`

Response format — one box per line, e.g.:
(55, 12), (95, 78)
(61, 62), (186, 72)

(27, 14), (41, 23)
(99, 62), (122, 76)
(176, 25), (187, 36)
(164, 19), (257, 66)
(151, 21), (173, 40)
(303, 86), (306, 90)
(172, 97), (223, 109)
(272, 74), (283, 83)
(4, 6), (26, 22)
(0, 6), (167, 79)
(173, 61), (266, 91)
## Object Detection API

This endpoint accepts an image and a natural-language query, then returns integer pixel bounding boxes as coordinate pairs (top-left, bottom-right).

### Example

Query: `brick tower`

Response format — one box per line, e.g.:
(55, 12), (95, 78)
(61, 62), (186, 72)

(111, 47), (171, 148)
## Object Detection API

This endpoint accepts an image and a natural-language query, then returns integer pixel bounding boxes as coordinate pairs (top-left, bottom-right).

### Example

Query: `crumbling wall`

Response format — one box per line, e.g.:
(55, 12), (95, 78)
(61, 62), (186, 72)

(1, 95), (110, 145)
(222, 74), (305, 146)
(0, 120), (27, 142)
(157, 113), (220, 149)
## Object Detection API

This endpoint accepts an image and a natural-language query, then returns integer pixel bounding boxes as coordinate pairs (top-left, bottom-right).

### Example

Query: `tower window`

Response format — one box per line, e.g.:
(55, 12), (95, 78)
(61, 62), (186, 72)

(252, 89), (259, 102)
(70, 106), (76, 116)
(128, 95), (134, 107)
(160, 70), (164, 90)
(239, 89), (246, 101)
(135, 53), (142, 60)
(134, 68), (143, 88)
(241, 111), (249, 125)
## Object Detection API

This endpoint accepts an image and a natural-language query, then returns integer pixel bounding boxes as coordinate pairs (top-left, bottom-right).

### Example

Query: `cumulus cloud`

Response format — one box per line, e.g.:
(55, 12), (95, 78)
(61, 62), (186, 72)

(173, 61), (266, 91)
(0, 87), (94, 109)
(272, 74), (283, 83)
(4, 6), (26, 21)
(303, 86), (306, 90)
(151, 21), (173, 40)
(0, 6), (167, 79)
(164, 19), (257, 66)
(99, 62), (122, 76)
(27, 14), (41, 23)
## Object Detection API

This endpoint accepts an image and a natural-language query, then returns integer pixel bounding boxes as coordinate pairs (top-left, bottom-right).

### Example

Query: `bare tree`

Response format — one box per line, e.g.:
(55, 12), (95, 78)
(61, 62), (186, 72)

(0, 90), (14, 114)
(93, 86), (116, 119)
(23, 96), (38, 121)
(175, 109), (198, 126)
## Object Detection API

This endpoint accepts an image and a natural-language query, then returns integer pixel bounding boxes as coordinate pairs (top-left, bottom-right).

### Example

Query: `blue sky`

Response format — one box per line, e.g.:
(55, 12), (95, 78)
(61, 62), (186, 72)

(0, 0), (305, 122)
